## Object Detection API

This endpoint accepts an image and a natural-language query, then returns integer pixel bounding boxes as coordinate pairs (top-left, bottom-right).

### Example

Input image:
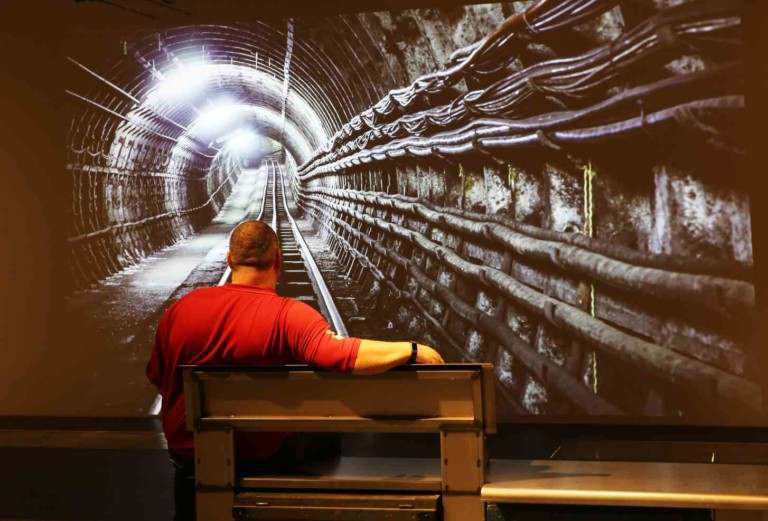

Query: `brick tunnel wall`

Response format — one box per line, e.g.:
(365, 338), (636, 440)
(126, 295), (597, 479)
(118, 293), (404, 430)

(66, 122), (242, 289)
(294, 0), (756, 420)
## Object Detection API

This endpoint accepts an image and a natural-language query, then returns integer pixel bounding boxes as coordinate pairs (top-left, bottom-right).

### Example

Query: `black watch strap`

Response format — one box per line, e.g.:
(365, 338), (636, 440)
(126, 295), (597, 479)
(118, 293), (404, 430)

(408, 342), (418, 364)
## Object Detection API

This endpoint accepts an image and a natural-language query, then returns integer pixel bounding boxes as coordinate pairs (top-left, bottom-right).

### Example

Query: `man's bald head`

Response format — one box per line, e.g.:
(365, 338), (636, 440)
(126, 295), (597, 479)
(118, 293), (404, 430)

(228, 220), (280, 271)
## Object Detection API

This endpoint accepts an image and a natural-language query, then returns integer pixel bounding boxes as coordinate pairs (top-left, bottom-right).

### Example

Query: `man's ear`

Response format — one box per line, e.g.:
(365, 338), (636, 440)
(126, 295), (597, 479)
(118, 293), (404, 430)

(226, 252), (233, 269)
(274, 249), (282, 274)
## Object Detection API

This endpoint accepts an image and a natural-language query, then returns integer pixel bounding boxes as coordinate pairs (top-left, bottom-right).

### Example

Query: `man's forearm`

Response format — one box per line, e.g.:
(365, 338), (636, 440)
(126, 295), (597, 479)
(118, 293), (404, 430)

(352, 340), (412, 375)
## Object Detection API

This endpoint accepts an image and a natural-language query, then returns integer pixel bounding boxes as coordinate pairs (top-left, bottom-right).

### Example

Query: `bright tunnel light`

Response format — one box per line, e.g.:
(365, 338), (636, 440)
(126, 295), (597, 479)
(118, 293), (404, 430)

(140, 63), (327, 147)
(223, 129), (259, 155)
(146, 61), (209, 104)
(190, 101), (241, 140)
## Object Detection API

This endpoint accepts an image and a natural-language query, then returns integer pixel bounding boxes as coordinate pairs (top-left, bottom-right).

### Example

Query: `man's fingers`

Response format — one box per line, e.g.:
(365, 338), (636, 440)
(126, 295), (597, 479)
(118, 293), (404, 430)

(414, 344), (446, 364)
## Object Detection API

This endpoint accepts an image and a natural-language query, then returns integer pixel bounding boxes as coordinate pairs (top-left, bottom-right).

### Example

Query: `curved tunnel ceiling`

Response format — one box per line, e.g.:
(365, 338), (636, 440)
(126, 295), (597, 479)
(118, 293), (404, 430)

(65, 6), (516, 282)
(71, 19), (415, 165)
(67, 6), (514, 170)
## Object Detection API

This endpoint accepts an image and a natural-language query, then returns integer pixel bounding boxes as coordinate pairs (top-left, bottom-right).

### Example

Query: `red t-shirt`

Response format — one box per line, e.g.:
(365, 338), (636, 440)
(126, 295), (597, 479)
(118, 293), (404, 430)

(146, 283), (360, 460)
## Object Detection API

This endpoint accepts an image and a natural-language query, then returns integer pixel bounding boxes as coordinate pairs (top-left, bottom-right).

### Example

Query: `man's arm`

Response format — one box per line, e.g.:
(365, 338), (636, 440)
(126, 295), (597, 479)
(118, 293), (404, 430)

(283, 301), (444, 374)
(353, 340), (444, 375)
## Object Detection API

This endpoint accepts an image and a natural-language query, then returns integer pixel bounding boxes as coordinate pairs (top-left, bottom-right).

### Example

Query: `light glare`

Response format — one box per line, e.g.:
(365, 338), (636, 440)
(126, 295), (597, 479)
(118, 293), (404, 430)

(147, 62), (209, 105)
(190, 102), (241, 139)
(224, 129), (259, 155)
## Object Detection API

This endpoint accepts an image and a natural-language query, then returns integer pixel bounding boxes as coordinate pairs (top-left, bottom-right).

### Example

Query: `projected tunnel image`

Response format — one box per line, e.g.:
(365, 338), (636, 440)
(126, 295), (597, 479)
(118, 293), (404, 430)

(64, 0), (757, 421)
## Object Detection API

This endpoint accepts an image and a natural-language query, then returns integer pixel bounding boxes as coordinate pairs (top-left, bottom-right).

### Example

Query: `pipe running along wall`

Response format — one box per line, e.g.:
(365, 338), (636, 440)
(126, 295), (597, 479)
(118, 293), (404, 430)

(294, 0), (755, 419)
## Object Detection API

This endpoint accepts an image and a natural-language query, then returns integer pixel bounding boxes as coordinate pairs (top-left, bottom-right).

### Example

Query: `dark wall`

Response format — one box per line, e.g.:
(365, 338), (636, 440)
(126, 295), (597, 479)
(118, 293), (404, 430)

(0, 2), (69, 412)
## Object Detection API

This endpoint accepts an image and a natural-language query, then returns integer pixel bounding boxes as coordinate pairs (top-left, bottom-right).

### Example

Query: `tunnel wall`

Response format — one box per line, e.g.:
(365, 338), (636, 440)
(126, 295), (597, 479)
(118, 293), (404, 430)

(295, 1), (757, 420)
(66, 120), (241, 289)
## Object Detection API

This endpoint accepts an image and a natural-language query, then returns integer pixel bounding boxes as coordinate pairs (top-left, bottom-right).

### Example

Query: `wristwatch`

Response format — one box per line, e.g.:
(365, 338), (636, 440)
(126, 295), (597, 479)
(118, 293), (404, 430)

(408, 341), (418, 364)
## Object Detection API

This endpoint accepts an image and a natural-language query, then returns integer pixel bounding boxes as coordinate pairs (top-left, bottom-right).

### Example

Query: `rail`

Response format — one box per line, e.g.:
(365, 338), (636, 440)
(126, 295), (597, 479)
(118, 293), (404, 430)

(217, 159), (348, 336)
(275, 161), (348, 337)
(216, 163), (270, 286)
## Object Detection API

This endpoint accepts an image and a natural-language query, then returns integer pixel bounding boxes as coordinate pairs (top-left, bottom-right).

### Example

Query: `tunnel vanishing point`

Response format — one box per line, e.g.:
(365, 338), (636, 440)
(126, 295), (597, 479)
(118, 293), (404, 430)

(64, 0), (757, 420)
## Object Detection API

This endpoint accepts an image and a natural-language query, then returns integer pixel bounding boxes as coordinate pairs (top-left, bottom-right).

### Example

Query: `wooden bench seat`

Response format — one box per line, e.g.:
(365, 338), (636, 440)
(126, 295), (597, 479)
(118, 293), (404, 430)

(482, 459), (768, 519)
(553, 439), (768, 465)
(234, 490), (441, 520)
(239, 456), (442, 492)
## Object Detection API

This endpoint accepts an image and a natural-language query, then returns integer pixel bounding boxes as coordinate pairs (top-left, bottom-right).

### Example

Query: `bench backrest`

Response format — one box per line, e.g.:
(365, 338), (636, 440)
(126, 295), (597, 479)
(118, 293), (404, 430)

(183, 364), (496, 434)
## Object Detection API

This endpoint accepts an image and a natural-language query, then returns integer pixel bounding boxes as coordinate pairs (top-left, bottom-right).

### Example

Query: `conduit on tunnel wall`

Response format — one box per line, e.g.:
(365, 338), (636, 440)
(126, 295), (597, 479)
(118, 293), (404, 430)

(64, 0), (759, 420)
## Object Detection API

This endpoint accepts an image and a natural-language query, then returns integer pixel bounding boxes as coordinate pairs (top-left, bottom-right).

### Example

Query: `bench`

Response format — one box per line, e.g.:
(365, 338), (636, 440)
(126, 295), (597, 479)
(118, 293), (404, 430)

(183, 363), (496, 520)
(482, 458), (768, 520)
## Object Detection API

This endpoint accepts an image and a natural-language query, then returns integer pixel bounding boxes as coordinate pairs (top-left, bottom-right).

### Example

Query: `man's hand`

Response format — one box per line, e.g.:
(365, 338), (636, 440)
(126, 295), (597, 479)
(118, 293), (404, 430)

(353, 340), (444, 374)
(415, 344), (445, 364)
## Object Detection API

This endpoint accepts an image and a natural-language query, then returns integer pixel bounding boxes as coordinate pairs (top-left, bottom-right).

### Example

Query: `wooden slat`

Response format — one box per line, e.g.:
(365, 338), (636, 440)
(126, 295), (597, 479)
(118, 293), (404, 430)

(552, 440), (768, 465)
(234, 492), (440, 520)
(239, 457), (441, 492)
(186, 367), (493, 433)
(194, 369), (479, 381)
(235, 491), (440, 507)
(199, 375), (479, 421)
(199, 416), (477, 433)
(183, 368), (200, 431)
(482, 459), (768, 510)
(481, 365), (497, 434)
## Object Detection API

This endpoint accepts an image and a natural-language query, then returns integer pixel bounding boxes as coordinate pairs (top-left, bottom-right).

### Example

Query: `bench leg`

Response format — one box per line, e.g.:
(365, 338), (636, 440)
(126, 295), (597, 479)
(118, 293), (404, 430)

(443, 495), (485, 521)
(197, 490), (234, 521)
(195, 429), (235, 521)
(441, 430), (486, 521)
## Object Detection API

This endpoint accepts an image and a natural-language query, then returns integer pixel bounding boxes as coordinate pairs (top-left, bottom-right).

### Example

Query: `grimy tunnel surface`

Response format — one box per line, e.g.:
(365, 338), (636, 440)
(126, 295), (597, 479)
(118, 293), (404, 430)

(62, 0), (755, 420)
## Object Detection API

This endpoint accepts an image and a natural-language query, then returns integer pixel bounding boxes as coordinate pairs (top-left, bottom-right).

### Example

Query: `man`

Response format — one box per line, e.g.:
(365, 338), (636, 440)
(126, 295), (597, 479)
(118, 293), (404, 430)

(147, 220), (444, 520)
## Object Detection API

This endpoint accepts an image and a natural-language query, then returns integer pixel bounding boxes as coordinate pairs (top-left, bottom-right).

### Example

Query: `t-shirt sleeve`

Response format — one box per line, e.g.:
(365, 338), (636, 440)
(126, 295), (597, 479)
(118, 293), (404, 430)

(282, 300), (360, 373)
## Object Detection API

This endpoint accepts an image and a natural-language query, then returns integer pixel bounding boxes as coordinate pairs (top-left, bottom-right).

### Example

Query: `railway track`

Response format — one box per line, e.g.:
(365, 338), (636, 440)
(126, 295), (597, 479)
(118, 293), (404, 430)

(152, 158), (348, 416)
(219, 158), (348, 335)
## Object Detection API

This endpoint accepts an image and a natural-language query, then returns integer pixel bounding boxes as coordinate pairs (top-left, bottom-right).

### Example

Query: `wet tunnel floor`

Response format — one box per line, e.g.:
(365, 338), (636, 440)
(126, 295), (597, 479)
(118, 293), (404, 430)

(64, 165), (404, 417)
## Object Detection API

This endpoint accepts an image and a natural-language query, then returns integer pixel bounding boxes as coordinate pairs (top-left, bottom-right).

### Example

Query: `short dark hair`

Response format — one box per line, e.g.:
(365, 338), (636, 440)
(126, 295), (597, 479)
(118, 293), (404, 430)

(229, 220), (279, 270)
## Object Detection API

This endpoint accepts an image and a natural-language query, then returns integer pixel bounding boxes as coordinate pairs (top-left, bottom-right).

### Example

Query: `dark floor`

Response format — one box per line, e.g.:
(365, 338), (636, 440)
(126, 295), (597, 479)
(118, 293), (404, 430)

(2, 422), (767, 520)
(0, 446), (173, 521)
